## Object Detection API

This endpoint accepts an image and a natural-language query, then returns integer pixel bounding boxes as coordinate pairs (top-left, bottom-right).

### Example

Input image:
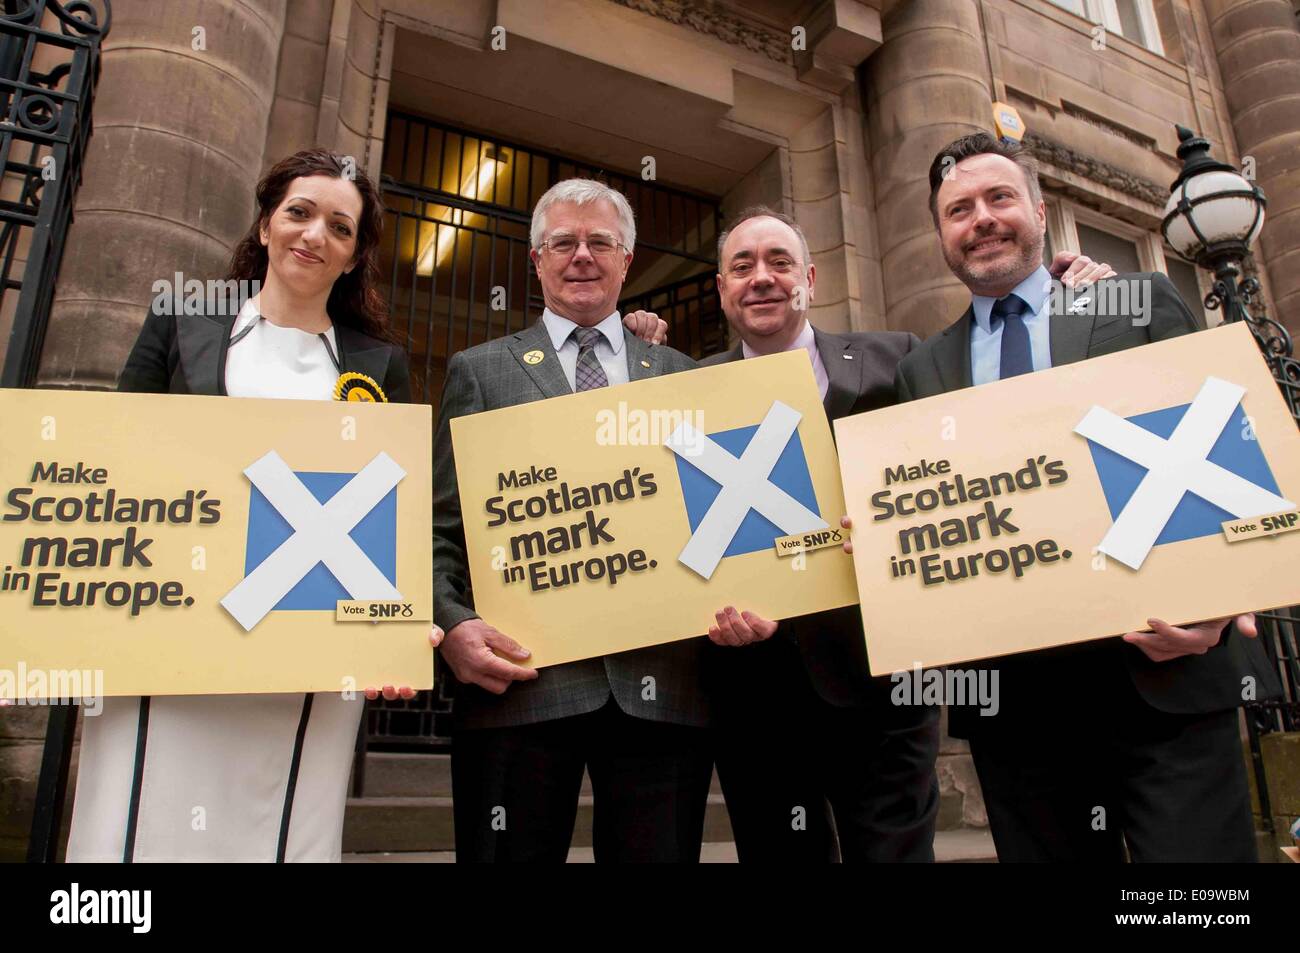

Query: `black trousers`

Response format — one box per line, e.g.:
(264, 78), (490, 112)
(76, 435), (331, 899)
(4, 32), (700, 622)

(451, 698), (712, 863)
(968, 666), (1257, 863)
(709, 636), (940, 862)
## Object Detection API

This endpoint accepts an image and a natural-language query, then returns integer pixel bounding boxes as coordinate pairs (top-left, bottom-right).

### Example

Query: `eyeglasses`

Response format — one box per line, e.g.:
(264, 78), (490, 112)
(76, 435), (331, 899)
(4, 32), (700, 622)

(540, 235), (626, 258)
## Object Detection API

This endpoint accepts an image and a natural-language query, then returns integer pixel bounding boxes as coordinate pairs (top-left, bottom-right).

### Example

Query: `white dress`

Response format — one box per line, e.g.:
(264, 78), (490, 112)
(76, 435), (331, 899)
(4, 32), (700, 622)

(66, 303), (364, 862)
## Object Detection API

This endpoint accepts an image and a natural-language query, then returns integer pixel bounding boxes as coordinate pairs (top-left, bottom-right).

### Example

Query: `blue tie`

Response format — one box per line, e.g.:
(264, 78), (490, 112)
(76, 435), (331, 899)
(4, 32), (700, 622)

(993, 293), (1033, 379)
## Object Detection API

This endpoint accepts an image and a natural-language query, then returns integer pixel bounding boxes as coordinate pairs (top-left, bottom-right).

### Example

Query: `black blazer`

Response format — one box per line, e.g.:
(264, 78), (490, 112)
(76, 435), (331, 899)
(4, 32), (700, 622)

(894, 273), (1282, 737)
(118, 305), (412, 402)
(703, 325), (920, 707)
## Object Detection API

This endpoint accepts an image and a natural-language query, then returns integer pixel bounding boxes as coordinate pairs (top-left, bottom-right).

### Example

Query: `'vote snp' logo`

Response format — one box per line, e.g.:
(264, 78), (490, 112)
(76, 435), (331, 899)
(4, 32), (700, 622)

(1076, 376), (1294, 570)
(665, 400), (826, 579)
(220, 450), (405, 631)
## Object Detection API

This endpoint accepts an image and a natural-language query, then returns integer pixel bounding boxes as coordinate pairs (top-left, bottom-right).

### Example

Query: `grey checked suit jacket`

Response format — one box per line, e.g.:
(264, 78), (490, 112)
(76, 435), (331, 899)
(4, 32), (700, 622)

(894, 272), (1282, 738)
(432, 319), (710, 730)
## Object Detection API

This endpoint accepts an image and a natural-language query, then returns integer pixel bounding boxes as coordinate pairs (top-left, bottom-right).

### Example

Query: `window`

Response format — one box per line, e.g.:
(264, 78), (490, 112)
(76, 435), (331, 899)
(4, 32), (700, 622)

(1164, 253), (1213, 325)
(1044, 199), (1213, 323)
(1076, 223), (1142, 275)
(1048, 0), (1166, 55)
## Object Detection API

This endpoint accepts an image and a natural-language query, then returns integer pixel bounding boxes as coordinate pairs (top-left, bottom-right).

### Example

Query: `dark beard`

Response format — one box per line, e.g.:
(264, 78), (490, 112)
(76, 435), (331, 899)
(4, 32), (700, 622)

(946, 232), (1044, 295)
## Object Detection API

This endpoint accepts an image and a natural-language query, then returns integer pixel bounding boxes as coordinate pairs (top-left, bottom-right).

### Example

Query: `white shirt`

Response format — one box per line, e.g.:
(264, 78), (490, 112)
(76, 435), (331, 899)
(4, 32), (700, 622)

(541, 308), (630, 390)
(742, 318), (829, 400)
(224, 299), (340, 399)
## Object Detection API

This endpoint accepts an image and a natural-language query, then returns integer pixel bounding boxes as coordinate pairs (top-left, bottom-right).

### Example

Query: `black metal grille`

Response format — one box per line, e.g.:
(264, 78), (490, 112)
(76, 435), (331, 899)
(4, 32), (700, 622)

(621, 271), (728, 360)
(1251, 337), (1300, 740)
(1228, 282), (1300, 840)
(0, 0), (108, 387)
(367, 112), (726, 751)
(378, 112), (725, 404)
(7, 0), (110, 864)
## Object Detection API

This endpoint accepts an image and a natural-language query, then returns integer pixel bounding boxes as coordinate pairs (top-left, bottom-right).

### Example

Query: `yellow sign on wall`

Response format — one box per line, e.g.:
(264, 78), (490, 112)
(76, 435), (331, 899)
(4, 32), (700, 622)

(0, 390), (433, 698)
(835, 322), (1300, 674)
(451, 351), (858, 667)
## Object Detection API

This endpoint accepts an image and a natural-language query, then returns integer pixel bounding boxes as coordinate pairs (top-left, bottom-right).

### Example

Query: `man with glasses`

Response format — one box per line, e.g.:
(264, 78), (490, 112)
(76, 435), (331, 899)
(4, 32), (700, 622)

(432, 178), (765, 862)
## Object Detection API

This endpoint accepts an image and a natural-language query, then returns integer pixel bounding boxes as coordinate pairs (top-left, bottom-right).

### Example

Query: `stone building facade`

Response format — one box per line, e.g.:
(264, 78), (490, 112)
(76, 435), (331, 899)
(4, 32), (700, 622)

(3, 0), (1299, 858)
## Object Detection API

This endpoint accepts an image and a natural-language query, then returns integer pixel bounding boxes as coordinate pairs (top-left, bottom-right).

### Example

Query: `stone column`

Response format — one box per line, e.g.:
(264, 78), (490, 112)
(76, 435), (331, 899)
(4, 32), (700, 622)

(863, 0), (991, 338)
(862, 0), (993, 831)
(35, 0), (287, 389)
(264, 0), (335, 168)
(1204, 0), (1300, 333)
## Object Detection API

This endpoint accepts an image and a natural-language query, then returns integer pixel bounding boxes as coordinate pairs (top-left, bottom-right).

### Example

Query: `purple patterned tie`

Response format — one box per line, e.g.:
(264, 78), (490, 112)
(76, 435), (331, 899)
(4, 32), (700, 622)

(572, 326), (609, 391)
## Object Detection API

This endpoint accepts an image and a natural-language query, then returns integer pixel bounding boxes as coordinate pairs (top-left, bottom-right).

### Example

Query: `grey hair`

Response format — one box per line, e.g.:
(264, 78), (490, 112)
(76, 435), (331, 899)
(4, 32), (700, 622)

(716, 206), (811, 272)
(530, 179), (636, 251)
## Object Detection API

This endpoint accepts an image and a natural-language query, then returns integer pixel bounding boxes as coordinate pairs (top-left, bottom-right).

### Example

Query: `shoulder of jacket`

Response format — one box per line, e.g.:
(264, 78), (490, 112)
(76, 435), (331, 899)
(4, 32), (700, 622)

(651, 343), (697, 369)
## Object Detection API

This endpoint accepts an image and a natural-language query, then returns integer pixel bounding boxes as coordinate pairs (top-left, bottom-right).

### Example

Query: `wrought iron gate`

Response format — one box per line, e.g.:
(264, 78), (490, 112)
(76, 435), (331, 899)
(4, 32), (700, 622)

(6, 0), (110, 863)
(365, 112), (726, 751)
(0, 0), (109, 386)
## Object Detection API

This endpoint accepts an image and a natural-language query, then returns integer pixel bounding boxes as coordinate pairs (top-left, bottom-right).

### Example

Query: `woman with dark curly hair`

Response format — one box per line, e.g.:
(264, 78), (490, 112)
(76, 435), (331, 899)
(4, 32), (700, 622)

(65, 149), (440, 862)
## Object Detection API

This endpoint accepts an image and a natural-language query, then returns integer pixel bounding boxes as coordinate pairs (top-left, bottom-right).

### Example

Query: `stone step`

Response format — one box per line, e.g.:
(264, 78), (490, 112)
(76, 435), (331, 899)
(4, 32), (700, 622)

(355, 752), (453, 797)
(347, 752), (973, 854)
(342, 793), (734, 854)
(342, 829), (999, 863)
(354, 751), (726, 799)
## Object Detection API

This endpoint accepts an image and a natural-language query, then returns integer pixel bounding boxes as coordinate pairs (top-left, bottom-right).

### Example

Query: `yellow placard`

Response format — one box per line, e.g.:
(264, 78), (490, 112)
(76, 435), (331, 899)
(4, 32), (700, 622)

(835, 322), (1300, 674)
(0, 390), (433, 698)
(451, 351), (858, 667)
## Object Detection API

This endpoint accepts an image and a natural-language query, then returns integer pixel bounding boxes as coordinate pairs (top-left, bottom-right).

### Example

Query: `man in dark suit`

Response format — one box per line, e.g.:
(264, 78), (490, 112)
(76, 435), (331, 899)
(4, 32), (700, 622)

(695, 206), (935, 862)
(701, 207), (1109, 862)
(433, 178), (758, 863)
(892, 132), (1281, 862)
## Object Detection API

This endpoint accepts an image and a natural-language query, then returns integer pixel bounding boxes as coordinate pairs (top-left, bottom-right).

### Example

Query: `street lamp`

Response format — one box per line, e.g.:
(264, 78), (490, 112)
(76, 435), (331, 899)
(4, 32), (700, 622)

(1164, 126), (1300, 852)
(1161, 124), (1291, 364)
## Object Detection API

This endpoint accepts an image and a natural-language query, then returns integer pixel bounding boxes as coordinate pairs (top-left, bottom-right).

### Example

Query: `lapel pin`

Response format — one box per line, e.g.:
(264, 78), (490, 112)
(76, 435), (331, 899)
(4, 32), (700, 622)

(523, 349), (545, 365)
(1068, 296), (1092, 315)
(640, 359), (651, 368)
(843, 354), (854, 360)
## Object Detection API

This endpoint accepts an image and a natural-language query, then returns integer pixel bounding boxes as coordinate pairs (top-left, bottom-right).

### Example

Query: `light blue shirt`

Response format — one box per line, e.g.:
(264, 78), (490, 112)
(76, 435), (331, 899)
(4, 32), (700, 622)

(541, 308), (629, 391)
(969, 265), (1053, 385)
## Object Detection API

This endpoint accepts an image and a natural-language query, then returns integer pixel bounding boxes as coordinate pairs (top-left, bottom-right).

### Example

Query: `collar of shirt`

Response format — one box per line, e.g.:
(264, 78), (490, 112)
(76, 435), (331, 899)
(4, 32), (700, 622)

(231, 298), (260, 337)
(970, 264), (1052, 333)
(542, 308), (626, 355)
(741, 318), (828, 399)
(230, 297), (336, 345)
(740, 317), (816, 362)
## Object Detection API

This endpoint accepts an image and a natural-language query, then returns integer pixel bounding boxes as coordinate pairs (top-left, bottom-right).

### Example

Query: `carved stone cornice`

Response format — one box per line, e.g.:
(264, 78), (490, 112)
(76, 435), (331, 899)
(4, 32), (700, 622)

(1023, 132), (1168, 207)
(605, 0), (793, 65)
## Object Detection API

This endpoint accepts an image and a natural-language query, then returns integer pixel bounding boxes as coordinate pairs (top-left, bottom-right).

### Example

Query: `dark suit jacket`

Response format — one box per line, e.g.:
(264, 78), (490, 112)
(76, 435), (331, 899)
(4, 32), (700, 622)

(703, 326), (920, 706)
(432, 319), (710, 731)
(118, 305), (411, 401)
(894, 272), (1282, 737)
